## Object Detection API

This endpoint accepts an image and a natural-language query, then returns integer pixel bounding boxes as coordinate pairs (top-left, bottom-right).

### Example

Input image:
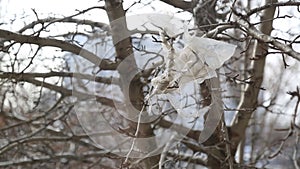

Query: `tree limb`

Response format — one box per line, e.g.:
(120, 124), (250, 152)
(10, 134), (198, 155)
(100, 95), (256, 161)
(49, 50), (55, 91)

(4, 76), (116, 107)
(0, 150), (115, 167)
(236, 19), (300, 61)
(159, 0), (193, 12)
(18, 17), (109, 33)
(231, 0), (278, 156)
(0, 71), (118, 85)
(246, 1), (300, 17)
(0, 29), (118, 70)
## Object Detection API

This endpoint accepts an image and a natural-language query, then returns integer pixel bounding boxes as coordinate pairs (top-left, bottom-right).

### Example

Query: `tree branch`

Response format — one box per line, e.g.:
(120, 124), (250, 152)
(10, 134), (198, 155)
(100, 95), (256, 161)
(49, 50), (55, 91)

(157, 118), (200, 140)
(0, 150), (115, 167)
(0, 29), (118, 70)
(236, 19), (300, 61)
(0, 71), (118, 85)
(231, 0), (278, 155)
(18, 17), (109, 33)
(3, 76), (116, 107)
(159, 0), (193, 12)
(246, 1), (300, 17)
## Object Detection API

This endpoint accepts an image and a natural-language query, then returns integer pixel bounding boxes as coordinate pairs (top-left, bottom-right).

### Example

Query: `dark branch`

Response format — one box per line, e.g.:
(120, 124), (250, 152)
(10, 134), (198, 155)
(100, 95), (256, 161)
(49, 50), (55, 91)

(0, 29), (118, 70)
(3, 76), (117, 107)
(236, 20), (300, 61)
(159, 0), (193, 12)
(246, 2), (300, 17)
(0, 150), (116, 167)
(0, 71), (118, 85)
(19, 17), (109, 33)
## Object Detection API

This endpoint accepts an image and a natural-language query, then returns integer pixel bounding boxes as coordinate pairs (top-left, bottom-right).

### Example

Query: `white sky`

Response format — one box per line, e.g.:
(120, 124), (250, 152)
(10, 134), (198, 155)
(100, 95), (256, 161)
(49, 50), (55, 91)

(4, 0), (101, 15)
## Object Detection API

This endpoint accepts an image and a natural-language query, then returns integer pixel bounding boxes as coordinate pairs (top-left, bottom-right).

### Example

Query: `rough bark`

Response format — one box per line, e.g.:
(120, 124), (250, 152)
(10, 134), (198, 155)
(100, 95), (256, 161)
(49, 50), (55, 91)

(230, 0), (278, 158)
(104, 1), (159, 168)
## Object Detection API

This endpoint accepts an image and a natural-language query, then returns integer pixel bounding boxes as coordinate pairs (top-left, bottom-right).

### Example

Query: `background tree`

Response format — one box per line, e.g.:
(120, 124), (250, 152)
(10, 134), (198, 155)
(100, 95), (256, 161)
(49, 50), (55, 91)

(1, 0), (300, 169)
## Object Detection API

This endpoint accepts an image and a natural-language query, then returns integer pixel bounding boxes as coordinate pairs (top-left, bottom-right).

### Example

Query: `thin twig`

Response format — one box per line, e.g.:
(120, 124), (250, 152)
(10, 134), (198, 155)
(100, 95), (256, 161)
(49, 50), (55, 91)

(124, 104), (147, 164)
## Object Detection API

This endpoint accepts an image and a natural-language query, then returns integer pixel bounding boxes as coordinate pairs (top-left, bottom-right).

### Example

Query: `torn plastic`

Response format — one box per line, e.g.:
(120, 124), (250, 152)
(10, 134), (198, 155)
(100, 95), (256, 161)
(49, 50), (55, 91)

(150, 30), (237, 95)
(174, 30), (237, 86)
(148, 29), (236, 119)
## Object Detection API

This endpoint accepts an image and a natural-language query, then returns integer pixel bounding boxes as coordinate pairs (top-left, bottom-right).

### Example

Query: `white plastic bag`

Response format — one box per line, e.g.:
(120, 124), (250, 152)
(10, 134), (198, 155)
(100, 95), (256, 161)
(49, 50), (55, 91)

(174, 30), (237, 86)
(148, 29), (236, 118)
(150, 30), (236, 94)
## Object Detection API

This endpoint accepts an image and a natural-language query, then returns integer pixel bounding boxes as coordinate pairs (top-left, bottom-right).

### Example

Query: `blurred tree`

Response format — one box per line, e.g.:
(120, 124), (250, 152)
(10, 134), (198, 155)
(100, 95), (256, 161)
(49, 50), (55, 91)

(1, 0), (300, 169)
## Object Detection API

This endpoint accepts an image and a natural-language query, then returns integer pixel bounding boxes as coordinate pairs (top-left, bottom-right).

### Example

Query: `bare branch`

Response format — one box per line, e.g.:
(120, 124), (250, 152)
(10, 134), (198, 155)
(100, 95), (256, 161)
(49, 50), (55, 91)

(18, 17), (109, 33)
(2, 76), (116, 107)
(167, 151), (207, 166)
(231, 0), (278, 156)
(0, 106), (72, 155)
(236, 19), (300, 61)
(0, 71), (118, 85)
(159, 0), (193, 12)
(0, 29), (118, 70)
(157, 118), (200, 140)
(0, 150), (115, 167)
(246, 1), (300, 17)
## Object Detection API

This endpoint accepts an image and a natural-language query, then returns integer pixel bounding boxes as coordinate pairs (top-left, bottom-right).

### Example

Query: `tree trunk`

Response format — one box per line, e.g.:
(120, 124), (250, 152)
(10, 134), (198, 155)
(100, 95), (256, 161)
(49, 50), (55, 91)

(105, 1), (159, 168)
(230, 0), (278, 160)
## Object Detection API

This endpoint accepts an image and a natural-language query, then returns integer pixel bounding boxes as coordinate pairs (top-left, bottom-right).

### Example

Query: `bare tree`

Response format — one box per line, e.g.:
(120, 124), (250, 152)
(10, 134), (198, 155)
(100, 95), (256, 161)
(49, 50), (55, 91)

(1, 0), (300, 169)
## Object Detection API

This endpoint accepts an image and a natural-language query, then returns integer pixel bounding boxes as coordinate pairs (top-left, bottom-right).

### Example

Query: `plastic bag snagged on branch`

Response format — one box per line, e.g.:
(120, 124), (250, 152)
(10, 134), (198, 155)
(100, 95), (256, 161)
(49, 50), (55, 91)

(150, 30), (237, 95)
(177, 30), (237, 85)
